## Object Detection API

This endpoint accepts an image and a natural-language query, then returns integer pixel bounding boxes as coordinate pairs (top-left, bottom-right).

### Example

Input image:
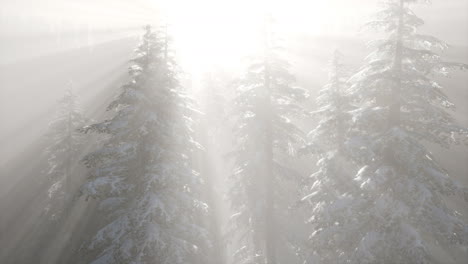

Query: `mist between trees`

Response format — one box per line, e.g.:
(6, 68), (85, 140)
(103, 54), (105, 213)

(1, 0), (468, 264)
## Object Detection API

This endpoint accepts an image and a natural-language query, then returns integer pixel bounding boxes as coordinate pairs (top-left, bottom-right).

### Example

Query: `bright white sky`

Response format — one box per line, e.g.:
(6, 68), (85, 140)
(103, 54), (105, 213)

(0, 0), (467, 167)
(1, 0), (467, 69)
(151, 0), (376, 71)
(2, 0), (467, 42)
(145, 0), (468, 76)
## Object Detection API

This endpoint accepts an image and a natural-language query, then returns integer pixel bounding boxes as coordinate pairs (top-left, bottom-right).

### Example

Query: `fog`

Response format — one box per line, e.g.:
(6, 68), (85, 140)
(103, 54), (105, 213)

(1, 0), (467, 263)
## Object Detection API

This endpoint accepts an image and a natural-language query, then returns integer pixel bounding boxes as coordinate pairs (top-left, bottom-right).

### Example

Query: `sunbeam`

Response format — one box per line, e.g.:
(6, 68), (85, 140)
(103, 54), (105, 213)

(1, 1), (467, 264)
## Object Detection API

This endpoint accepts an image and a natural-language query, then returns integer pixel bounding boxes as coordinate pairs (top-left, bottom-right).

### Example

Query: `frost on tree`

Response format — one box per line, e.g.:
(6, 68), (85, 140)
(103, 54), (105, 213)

(342, 0), (468, 263)
(227, 17), (307, 264)
(44, 87), (88, 220)
(80, 25), (209, 264)
(303, 50), (352, 155)
(299, 51), (360, 264)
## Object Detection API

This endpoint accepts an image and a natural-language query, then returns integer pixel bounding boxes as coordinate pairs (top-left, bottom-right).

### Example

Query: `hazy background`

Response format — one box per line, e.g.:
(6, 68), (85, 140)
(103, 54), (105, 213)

(0, 1), (467, 262)
(1, 0), (467, 214)
(1, 0), (467, 166)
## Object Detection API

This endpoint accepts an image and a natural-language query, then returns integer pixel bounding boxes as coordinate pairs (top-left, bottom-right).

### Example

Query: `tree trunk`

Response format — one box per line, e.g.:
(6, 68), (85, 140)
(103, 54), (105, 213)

(263, 20), (277, 264)
(333, 57), (345, 154)
(389, 0), (404, 129)
(65, 97), (73, 212)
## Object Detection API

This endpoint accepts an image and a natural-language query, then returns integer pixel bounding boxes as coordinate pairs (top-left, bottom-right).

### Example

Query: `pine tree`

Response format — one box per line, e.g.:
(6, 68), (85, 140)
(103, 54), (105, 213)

(299, 51), (359, 263)
(228, 17), (307, 264)
(303, 50), (351, 154)
(44, 86), (88, 220)
(342, 0), (468, 262)
(80, 25), (209, 264)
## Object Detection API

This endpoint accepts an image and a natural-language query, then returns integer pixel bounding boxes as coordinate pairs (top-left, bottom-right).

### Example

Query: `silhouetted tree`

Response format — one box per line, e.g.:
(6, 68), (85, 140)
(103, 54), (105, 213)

(299, 51), (358, 263)
(80, 25), (210, 264)
(227, 17), (307, 264)
(44, 86), (88, 220)
(341, 0), (468, 262)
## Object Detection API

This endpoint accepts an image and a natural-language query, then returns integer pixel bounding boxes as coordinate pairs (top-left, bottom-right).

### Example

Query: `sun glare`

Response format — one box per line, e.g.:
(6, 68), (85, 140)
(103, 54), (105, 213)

(2, 1), (468, 263)
(147, 0), (358, 77)
(153, 0), (268, 74)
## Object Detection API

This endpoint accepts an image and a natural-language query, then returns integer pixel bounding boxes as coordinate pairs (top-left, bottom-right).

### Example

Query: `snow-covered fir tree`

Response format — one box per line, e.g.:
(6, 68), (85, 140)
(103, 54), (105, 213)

(340, 0), (468, 263)
(80, 25), (210, 264)
(303, 50), (351, 154)
(228, 17), (307, 264)
(299, 51), (359, 263)
(44, 87), (88, 220)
